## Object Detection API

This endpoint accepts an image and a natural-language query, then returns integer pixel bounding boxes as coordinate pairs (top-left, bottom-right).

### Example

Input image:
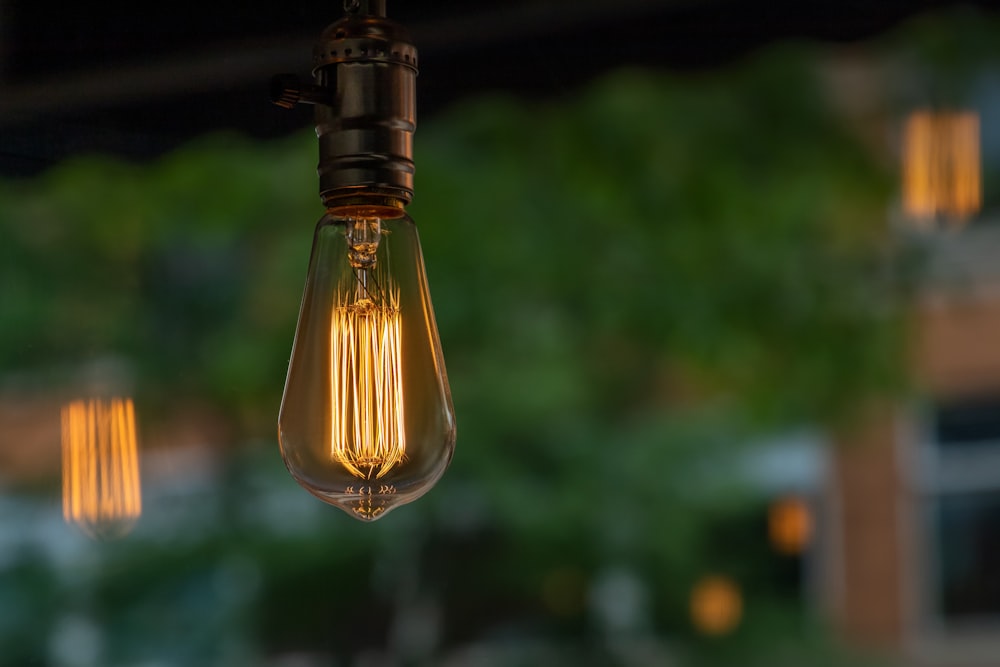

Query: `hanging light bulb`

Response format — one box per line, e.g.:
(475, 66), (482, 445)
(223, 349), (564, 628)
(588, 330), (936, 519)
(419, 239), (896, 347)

(901, 109), (981, 227)
(61, 397), (143, 539)
(272, 0), (455, 521)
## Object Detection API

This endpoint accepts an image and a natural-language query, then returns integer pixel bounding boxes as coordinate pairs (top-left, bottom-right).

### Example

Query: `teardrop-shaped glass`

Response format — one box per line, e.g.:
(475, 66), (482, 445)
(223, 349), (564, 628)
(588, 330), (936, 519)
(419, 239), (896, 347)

(278, 206), (455, 521)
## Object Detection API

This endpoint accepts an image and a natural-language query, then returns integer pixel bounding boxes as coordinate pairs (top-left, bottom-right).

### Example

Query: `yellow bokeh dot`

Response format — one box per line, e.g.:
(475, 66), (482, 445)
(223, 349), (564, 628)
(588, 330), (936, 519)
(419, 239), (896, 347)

(768, 496), (813, 556)
(690, 575), (742, 637)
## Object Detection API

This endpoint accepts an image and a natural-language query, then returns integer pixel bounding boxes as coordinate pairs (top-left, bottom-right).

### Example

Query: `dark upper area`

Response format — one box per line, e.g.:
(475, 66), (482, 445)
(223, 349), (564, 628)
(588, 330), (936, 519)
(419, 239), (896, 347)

(0, 0), (994, 176)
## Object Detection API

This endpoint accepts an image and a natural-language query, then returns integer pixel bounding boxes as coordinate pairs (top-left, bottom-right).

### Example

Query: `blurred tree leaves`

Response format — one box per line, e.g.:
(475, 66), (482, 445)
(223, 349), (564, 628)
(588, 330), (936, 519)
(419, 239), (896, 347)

(0, 51), (897, 428)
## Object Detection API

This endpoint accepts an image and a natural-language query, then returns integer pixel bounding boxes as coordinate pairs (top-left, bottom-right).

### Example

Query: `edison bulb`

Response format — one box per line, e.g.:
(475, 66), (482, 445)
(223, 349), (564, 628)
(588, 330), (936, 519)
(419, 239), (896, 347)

(61, 397), (143, 539)
(278, 203), (455, 520)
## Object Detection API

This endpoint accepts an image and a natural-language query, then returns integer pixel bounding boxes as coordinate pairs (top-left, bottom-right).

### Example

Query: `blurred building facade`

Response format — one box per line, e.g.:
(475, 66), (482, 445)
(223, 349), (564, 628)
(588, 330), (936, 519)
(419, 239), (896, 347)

(821, 177), (1000, 667)
(794, 43), (1000, 665)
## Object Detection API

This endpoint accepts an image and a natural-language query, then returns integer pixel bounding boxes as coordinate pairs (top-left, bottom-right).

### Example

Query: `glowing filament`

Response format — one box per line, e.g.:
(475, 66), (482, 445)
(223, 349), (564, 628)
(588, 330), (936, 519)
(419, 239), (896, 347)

(902, 110), (981, 226)
(330, 287), (405, 479)
(61, 398), (142, 538)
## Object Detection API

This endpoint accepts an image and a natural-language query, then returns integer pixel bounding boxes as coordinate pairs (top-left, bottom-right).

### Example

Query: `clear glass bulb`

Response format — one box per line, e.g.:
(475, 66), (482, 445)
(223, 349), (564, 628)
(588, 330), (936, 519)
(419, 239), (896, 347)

(278, 204), (456, 521)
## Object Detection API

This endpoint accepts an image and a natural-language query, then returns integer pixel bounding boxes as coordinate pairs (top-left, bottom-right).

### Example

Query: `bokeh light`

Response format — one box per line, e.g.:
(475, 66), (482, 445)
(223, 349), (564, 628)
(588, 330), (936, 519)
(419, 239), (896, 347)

(690, 575), (743, 637)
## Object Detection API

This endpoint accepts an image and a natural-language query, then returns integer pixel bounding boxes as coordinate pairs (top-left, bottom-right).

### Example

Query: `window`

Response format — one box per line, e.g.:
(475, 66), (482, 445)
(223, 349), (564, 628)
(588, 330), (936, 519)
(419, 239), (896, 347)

(923, 396), (1000, 624)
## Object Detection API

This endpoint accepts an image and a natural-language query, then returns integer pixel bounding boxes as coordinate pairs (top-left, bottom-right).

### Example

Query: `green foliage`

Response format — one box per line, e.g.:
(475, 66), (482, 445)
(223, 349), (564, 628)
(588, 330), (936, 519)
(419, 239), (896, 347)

(416, 50), (898, 437)
(889, 6), (1000, 100)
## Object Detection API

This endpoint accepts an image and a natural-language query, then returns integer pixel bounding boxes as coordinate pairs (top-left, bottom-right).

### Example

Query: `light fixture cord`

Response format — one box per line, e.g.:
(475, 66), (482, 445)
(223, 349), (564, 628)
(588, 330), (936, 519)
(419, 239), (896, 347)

(344, 0), (387, 17)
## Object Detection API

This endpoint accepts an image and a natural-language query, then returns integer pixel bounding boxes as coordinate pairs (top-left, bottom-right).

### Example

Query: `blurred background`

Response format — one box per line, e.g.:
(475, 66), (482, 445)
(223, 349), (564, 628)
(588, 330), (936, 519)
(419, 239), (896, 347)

(2, 0), (1000, 665)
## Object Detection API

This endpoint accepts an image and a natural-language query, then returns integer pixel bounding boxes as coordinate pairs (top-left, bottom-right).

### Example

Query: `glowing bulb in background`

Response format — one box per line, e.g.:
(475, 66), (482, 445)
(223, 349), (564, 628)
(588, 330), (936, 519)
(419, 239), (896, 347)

(901, 110), (981, 226)
(61, 397), (142, 539)
(768, 496), (813, 556)
(690, 575), (743, 637)
(278, 204), (456, 521)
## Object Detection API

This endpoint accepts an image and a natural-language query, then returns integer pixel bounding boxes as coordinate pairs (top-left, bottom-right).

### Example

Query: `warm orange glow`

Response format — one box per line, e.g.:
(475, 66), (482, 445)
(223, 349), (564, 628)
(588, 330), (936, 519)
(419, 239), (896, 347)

(690, 575), (743, 636)
(768, 496), (813, 556)
(61, 398), (142, 539)
(330, 286), (405, 480)
(902, 110), (981, 226)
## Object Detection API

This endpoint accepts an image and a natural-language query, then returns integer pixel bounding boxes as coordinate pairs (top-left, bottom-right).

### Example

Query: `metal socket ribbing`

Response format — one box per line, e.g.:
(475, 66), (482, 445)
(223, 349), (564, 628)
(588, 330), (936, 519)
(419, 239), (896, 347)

(313, 15), (418, 207)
